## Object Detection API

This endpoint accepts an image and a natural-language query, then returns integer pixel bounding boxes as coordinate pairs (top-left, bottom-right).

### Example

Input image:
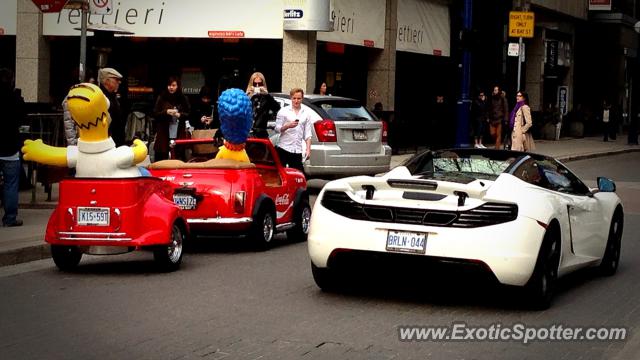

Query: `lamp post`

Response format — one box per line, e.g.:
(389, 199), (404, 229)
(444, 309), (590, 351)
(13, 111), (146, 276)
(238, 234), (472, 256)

(455, 0), (472, 147)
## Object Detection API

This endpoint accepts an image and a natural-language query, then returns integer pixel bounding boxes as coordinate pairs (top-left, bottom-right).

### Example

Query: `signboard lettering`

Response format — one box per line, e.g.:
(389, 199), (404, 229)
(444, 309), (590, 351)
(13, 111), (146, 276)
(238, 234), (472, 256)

(508, 11), (535, 38)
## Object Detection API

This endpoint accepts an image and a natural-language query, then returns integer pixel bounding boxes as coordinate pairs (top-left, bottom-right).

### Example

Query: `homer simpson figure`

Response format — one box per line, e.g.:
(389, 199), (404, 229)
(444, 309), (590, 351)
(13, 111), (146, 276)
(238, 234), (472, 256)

(22, 83), (148, 177)
(214, 88), (253, 163)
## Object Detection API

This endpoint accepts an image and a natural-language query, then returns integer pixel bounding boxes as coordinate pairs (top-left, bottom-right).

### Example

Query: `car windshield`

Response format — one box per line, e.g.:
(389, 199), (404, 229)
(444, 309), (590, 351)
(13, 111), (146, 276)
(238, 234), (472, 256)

(405, 150), (516, 181)
(314, 100), (375, 121)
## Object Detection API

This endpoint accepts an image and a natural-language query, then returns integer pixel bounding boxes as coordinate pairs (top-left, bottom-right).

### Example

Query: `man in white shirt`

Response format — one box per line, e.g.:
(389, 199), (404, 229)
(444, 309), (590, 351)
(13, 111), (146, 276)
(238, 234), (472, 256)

(274, 88), (312, 172)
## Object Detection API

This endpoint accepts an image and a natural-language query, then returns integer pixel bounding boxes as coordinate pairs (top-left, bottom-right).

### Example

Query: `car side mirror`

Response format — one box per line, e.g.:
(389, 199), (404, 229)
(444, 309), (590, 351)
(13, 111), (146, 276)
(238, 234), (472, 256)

(597, 177), (616, 192)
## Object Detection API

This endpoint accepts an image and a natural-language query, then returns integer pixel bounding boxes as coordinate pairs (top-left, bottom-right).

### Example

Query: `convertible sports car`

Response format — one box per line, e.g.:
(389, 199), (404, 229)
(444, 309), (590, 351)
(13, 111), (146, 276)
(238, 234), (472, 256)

(308, 148), (624, 309)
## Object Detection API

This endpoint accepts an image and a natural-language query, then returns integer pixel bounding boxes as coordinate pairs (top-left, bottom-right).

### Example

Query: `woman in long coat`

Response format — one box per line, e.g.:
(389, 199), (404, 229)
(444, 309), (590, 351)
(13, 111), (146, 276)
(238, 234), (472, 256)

(153, 76), (190, 160)
(510, 91), (535, 152)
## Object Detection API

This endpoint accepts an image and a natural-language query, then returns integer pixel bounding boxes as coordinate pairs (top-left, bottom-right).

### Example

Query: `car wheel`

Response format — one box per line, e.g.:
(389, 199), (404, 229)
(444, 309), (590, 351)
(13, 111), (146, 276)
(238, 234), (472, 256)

(287, 198), (311, 242)
(599, 209), (623, 276)
(51, 245), (82, 271)
(526, 229), (560, 310)
(153, 223), (184, 272)
(311, 262), (342, 292)
(251, 205), (275, 250)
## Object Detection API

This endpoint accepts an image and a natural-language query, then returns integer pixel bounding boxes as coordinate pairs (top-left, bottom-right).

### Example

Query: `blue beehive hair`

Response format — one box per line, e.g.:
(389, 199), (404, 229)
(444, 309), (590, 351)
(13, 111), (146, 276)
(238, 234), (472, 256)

(217, 88), (253, 145)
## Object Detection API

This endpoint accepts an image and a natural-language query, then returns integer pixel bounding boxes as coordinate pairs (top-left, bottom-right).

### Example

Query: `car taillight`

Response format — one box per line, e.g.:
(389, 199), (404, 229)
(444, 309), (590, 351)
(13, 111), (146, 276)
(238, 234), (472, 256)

(381, 121), (388, 144)
(314, 119), (337, 142)
(234, 191), (246, 213)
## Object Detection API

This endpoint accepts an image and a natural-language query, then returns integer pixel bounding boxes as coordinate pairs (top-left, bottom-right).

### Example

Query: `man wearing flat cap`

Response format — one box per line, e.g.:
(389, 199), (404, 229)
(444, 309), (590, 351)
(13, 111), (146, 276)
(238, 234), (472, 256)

(98, 67), (126, 146)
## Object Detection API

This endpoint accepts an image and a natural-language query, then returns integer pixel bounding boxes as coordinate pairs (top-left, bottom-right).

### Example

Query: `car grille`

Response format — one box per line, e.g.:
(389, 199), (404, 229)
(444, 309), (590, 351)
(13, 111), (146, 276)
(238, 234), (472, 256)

(321, 191), (517, 228)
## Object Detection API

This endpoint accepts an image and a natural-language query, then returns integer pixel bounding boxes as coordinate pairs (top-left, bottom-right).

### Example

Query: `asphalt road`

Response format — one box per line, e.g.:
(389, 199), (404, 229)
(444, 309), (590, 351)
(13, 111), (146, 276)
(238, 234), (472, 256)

(1, 153), (639, 359)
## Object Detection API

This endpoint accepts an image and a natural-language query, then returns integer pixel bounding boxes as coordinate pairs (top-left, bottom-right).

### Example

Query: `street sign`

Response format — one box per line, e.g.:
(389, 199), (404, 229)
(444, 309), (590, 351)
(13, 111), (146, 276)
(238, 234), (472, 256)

(509, 11), (535, 38)
(89, 0), (112, 15)
(557, 86), (569, 116)
(31, 0), (68, 13)
(508, 43), (519, 57)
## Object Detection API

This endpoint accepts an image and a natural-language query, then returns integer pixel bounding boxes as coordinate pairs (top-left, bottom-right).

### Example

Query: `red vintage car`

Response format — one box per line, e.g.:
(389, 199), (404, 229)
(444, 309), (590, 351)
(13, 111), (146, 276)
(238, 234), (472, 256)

(45, 177), (188, 271)
(148, 137), (311, 248)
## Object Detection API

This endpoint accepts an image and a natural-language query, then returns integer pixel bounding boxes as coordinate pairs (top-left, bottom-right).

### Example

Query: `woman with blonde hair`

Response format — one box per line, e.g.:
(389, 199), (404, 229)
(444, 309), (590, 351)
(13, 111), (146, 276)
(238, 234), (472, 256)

(245, 71), (280, 138)
(246, 72), (268, 96)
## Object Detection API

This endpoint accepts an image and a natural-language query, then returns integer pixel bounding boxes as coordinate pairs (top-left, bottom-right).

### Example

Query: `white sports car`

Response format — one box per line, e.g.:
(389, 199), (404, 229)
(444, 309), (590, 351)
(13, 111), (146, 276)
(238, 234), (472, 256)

(308, 148), (624, 309)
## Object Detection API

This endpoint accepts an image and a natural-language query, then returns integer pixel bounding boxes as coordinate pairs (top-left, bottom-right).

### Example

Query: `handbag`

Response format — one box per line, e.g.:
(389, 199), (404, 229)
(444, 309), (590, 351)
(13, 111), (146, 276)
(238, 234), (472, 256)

(191, 128), (218, 154)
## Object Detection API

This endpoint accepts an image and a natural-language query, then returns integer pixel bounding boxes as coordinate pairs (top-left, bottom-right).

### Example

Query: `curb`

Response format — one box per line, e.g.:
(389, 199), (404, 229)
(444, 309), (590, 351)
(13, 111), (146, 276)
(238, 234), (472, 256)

(0, 244), (51, 267)
(557, 148), (640, 163)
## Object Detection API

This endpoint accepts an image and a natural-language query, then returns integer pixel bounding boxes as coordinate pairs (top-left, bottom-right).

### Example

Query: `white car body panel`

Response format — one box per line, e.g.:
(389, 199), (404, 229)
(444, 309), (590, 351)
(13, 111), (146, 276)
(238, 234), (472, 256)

(308, 158), (623, 287)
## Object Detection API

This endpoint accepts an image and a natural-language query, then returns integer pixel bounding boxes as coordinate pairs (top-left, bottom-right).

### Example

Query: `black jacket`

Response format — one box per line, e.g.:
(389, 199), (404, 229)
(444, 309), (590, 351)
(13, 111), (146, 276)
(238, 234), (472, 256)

(0, 88), (25, 157)
(250, 93), (280, 138)
(101, 85), (125, 146)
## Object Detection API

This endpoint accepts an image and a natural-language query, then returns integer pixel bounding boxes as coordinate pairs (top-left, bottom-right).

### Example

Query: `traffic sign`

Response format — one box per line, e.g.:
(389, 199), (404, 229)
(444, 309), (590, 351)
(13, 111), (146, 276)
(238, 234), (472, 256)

(90, 0), (113, 15)
(509, 11), (535, 38)
(31, 0), (68, 13)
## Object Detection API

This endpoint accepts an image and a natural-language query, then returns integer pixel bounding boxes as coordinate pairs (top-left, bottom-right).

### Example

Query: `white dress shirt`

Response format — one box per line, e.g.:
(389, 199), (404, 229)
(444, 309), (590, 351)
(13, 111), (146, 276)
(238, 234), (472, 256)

(274, 105), (312, 154)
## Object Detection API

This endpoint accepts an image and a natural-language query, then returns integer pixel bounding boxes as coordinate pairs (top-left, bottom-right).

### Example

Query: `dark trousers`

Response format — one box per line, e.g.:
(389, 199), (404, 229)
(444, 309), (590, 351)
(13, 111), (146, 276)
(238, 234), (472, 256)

(276, 147), (304, 173)
(603, 121), (616, 141)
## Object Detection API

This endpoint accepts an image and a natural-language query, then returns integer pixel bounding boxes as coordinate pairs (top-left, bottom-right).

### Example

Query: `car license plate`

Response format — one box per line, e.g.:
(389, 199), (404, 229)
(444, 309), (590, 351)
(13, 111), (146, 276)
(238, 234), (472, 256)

(353, 129), (367, 141)
(77, 207), (110, 226)
(173, 194), (197, 210)
(386, 230), (427, 254)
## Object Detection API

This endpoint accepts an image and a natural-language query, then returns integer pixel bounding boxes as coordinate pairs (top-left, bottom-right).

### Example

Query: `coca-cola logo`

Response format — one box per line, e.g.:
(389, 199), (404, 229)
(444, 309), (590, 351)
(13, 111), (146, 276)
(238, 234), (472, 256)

(275, 194), (290, 206)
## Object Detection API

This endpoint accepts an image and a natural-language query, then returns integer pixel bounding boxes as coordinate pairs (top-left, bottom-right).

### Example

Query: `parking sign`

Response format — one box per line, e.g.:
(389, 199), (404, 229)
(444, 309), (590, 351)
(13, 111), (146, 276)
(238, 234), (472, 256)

(557, 86), (569, 116)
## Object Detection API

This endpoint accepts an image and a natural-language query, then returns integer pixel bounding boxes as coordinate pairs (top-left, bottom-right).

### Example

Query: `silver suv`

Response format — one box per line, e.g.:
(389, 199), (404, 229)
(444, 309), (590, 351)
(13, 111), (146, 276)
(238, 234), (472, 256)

(270, 94), (392, 177)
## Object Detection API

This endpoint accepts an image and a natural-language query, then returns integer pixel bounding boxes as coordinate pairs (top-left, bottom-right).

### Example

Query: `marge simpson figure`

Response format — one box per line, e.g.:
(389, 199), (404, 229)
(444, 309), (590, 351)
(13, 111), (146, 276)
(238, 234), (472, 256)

(214, 88), (253, 163)
(22, 83), (148, 177)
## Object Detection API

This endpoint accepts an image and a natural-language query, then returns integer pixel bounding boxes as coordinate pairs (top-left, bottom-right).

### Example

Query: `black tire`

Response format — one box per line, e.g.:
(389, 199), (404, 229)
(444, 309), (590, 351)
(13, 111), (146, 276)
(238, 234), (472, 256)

(251, 205), (275, 250)
(525, 228), (560, 310)
(287, 198), (311, 242)
(51, 245), (82, 271)
(153, 223), (184, 272)
(599, 209), (623, 276)
(311, 262), (341, 292)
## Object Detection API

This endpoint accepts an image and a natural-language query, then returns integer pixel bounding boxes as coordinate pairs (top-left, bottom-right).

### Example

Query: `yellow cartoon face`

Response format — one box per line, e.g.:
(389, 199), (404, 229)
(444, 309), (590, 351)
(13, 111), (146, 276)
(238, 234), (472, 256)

(67, 83), (110, 141)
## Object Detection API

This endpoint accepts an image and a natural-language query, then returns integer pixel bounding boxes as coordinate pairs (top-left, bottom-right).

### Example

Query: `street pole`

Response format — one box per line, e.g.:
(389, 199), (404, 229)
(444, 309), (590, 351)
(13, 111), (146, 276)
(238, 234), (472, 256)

(516, 36), (522, 91)
(455, 0), (472, 147)
(79, 0), (88, 82)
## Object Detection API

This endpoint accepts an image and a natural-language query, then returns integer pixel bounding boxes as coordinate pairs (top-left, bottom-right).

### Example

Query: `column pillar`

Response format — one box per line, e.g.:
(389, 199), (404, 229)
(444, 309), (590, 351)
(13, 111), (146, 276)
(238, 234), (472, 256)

(16, 0), (50, 103)
(282, 31), (317, 94)
(367, 0), (397, 111)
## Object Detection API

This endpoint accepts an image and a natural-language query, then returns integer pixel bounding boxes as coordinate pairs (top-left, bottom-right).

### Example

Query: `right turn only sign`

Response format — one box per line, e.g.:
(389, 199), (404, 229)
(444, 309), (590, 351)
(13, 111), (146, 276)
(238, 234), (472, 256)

(509, 11), (535, 38)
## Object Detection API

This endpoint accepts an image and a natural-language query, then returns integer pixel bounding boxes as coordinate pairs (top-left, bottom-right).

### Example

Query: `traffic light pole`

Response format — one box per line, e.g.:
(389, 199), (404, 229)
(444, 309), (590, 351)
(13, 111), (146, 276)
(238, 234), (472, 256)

(455, 0), (472, 147)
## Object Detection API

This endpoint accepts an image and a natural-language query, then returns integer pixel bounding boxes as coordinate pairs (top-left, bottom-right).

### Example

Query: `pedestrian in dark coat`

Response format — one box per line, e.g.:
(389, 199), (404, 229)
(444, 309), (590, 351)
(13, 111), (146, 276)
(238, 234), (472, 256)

(0, 68), (25, 226)
(246, 72), (280, 138)
(489, 85), (509, 149)
(98, 68), (126, 146)
(471, 91), (489, 148)
(152, 76), (190, 161)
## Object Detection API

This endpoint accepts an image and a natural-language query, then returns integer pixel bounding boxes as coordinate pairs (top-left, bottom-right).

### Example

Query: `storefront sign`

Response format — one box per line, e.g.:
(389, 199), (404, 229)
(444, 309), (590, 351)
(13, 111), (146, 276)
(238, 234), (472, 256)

(557, 86), (569, 116)
(396, 0), (450, 56)
(0, 0), (17, 35)
(589, 0), (612, 11)
(283, 0), (332, 31)
(317, 0), (385, 49)
(43, 0), (283, 38)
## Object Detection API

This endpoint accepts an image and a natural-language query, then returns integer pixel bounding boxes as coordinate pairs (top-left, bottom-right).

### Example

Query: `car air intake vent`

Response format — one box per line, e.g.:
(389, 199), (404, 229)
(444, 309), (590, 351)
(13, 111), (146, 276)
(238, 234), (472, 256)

(321, 191), (367, 220)
(322, 191), (517, 228)
(452, 202), (518, 228)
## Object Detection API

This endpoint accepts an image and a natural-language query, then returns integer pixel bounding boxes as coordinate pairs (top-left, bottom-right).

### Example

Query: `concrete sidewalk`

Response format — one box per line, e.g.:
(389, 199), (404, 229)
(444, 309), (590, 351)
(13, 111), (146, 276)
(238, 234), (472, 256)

(1, 136), (638, 267)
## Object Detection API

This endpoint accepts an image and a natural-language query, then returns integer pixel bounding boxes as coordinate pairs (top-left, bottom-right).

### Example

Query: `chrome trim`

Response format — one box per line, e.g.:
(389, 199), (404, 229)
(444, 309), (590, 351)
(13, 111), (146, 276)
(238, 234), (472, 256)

(114, 208), (121, 232)
(59, 231), (128, 236)
(90, 200), (97, 205)
(276, 222), (295, 231)
(187, 217), (253, 224)
(59, 237), (133, 241)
